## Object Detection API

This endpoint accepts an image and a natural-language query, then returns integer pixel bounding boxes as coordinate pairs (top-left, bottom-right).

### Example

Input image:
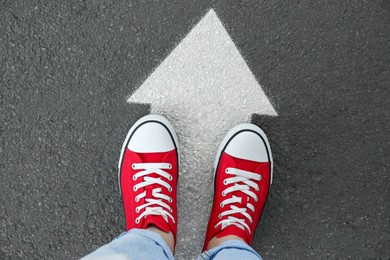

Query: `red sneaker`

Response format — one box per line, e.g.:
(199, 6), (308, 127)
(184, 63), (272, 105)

(118, 114), (179, 245)
(203, 123), (273, 250)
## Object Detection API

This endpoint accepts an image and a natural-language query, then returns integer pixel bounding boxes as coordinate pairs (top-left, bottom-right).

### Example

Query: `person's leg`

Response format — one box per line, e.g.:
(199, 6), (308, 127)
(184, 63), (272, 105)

(199, 123), (273, 260)
(82, 115), (180, 259)
(82, 229), (174, 260)
(198, 240), (262, 260)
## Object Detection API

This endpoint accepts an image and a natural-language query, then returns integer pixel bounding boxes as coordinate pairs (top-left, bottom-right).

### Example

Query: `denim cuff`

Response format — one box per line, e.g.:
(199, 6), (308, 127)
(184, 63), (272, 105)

(122, 229), (175, 260)
(198, 240), (262, 260)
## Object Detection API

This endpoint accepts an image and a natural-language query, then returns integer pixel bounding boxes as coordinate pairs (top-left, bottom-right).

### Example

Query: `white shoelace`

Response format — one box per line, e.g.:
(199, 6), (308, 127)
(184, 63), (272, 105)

(132, 162), (174, 224)
(215, 167), (262, 233)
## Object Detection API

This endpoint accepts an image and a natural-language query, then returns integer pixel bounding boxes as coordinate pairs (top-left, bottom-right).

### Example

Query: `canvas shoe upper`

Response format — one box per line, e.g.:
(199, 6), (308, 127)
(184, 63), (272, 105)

(118, 114), (179, 246)
(203, 123), (273, 251)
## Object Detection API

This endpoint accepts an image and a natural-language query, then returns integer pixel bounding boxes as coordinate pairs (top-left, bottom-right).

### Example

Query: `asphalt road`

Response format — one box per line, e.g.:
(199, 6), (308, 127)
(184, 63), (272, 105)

(1, 1), (389, 259)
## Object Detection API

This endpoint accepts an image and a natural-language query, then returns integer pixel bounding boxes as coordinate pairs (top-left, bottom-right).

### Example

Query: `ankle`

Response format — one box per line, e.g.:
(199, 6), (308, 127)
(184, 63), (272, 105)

(207, 235), (245, 250)
(146, 225), (175, 253)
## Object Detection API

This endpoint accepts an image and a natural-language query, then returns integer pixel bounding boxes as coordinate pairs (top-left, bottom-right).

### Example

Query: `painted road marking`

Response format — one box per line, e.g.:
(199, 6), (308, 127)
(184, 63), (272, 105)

(128, 8), (277, 252)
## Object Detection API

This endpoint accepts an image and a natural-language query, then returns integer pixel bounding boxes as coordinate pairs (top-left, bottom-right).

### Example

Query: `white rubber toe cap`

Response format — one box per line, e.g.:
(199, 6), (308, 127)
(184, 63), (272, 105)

(128, 121), (175, 153)
(215, 123), (273, 183)
(225, 131), (269, 162)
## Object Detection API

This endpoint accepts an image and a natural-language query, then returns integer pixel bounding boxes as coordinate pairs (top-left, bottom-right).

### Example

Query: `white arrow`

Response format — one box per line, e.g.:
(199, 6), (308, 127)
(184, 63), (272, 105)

(128, 9), (277, 259)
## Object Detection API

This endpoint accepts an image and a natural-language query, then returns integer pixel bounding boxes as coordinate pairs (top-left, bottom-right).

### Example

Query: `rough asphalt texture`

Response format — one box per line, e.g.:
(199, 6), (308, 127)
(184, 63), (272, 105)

(1, 0), (389, 259)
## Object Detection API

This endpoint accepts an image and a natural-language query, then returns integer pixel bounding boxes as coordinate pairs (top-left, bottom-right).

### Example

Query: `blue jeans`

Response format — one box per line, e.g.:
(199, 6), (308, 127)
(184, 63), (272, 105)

(82, 229), (262, 260)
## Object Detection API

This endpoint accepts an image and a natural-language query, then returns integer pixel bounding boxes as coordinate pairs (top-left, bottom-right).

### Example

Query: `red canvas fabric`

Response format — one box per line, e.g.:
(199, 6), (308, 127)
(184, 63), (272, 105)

(203, 152), (270, 250)
(120, 148), (178, 244)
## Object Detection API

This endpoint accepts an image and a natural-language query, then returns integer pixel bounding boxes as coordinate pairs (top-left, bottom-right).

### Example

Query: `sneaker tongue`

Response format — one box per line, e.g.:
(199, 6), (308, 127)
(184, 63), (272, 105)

(215, 225), (250, 244)
(142, 215), (171, 233)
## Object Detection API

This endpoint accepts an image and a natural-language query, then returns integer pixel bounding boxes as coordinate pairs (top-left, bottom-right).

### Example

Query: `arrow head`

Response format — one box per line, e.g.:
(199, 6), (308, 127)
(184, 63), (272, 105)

(128, 9), (278, 120)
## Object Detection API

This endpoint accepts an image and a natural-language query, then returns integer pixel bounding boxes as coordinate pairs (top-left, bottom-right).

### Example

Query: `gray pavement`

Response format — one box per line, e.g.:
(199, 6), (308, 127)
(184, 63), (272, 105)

(1, 1), (389, 259)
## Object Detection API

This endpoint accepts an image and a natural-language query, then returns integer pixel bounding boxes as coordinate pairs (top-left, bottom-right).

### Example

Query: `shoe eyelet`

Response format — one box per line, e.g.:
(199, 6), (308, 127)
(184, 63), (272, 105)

(168, 164), (172, 169)
(222, 191), (226, 196)
(132, 164), (136, 169)
(132, 175), (137, 181)
(168, 187), (172, 192)
(220, 202), (223, 208)
(135, 218), (140, 224)
(135, 197), (139, 202)
(218, 214), (222, 219)
(168, 175), (173, 181)
(223, 180), (227, 185)
(255, 186), (259, 191)
(225, 168), (229, 173)
(133, 186), (138, 192)
(136, 207), (140, 213)
(169, 198), (173, 203)
(170, 209), (173, 213)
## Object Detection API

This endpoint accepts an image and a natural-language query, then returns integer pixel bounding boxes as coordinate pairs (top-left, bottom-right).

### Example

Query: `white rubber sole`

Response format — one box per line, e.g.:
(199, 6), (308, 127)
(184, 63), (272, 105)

(213, 123), (274, 184)
(117, 114), (180, 194)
